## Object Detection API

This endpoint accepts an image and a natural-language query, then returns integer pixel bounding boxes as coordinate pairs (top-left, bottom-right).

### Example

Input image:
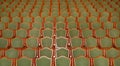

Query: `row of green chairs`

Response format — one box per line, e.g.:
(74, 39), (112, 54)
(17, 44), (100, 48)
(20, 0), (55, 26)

(0, 22), (42, 30)
(73, 48), (120, 58)
(0, 27), (120, 38)
(0, 47), (120, 59)
(75, 0), (120, 12)
(0, 56), (120, 66)
(1, 36), (120, 48)
(0, 6), (119, 16)
(1, 14), (119, 23)
(0, 37), (52, 48)
(69, 29), (120, 38)
(56, 35), (120, 48)
(1, 0), (119, 13)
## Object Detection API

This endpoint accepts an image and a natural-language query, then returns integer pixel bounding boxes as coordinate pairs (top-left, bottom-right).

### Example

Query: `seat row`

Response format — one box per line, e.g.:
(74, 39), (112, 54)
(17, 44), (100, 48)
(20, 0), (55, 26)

(0, 37), (120, 48)
(0, 56), (120, 66)
(1, 0), (120, 17)
(0, 47), (120, 58)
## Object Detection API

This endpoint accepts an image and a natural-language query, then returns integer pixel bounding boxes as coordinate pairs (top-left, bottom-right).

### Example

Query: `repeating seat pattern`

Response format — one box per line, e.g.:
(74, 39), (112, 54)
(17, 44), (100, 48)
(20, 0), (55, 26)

(0, 0), (120, 66)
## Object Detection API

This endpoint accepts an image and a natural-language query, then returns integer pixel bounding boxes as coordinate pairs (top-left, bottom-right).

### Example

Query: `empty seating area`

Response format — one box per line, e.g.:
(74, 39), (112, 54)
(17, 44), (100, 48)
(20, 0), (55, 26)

(0, 0), (120, 66)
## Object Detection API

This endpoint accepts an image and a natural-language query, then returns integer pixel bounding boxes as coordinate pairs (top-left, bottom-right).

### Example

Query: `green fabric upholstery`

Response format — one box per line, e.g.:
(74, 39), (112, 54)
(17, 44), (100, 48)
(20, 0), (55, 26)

(30, 29), (40, 37)
(52, 12), (59, 17)
(46, 16), (53, 22)
(57, 37), (67, 47)
(90, 48), (102, 58)
(11, 12), (19, 17)
(100, 16), (108, 22)
(32, 22), (42, 29)
(71, 37), (82, 48)
(71, 12), (78, 17)
(56, 57), (70, 66)
(0, 58), (11, 66)
(17, 57), (32, 66)
(61, 12), (68, 17)
(80, 22), (89, 29)
(42, 37), (52, 48)
(0, 38), (8, 48)
(111, 16), (119, 22)
(31, 12), (39, 17)
(96, 29), (106, 38)
(37, 57), (51, 66)
(11, 38), (23, 48)
(43, 29), (52, 37)
(73, 48), (85, 58)
(69, 29), (79, 38)
(101, 12), (109, 17)
(44, 23), (53, 29)
(109, 29), (119, 38)
(67, 16), (75, 22)
(92, 22), (101, 29)
(82, 29), (92, 38)
(1, 17), (10, 23)
(57, 29), (66, 37)
(13, 17), (21, 23)
(20, 23), (30, 30)
(88, 16), (97, 22)
(68, 23), (77, 29)
(41, 12), (49, 17)
(100, 37), (112, 48)
(114, 57), (120, 66)
(8, 22), (18, 30)
(75, 57), (90, 66)
(81, 12), (88, 17)
(35, 16), (42, 22)
(26, 38), (38, 48)
(2, 29), (13, 38)
(0, 23), (5, 30)
(57, 23), (65, 29)
(23, 17), (32, 22)
(78, 17), (86, 22)
(21, 12), (29, 17)
(57, 48), (68, 57)
(85, 37), (97, 48)
(23, 48), (35, 58)
(56, 16), (65, 22)
(16, 29), (27, 38)
(106, 48), (119, 58)
(0, 12), (8, 17)
(5, 48), (18, 58)
(40, 48), (52, 58)
(94, 57), (109, 66)
(104, 22), (113, 29)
